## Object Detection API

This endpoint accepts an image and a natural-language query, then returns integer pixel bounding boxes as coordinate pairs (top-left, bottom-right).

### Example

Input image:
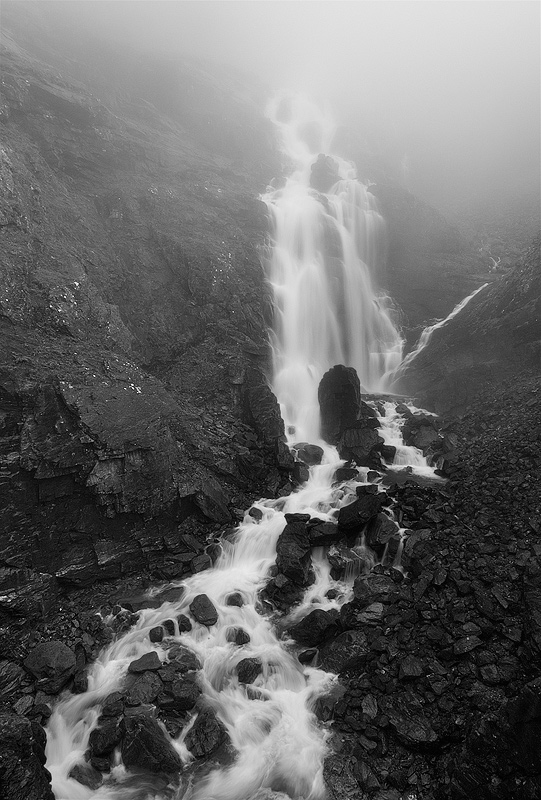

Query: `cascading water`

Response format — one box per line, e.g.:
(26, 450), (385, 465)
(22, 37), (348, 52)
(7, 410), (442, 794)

(45, 94), (439, 800)
(262, 94), (403, 444)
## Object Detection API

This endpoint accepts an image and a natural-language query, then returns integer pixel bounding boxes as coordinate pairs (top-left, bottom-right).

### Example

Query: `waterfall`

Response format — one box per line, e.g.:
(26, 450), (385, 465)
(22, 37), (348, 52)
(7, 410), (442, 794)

(44, 95), (438, 800)
(262, 94), (403, 444)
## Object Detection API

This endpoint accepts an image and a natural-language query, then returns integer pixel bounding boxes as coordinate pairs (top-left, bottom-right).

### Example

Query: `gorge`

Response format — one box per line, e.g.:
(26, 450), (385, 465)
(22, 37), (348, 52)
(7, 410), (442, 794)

(1, 5), (540, 800)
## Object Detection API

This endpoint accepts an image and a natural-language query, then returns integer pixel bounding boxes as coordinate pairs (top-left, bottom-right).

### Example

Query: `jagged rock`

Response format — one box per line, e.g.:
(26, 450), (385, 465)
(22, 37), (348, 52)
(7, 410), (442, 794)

(189, 594), (218, 626)
(292, 443), (324, 466)
(89, 720), (121, 756)
(101, 692), (124, 718)
(166, 646), (201, 673)
(226, 627), (251, 646)
(275, 520), (313, 587)
(352, 573), (401, 607)
(127, 652), (162, 673)
(318, 630), (370, 673)
(125, 671), (163, 706)
(184, 708), (228, 759)
(68, 762), (103, 790)
(237, 658), (263, 684)
(288, 609), (340, 646)
(327, 544), (367, 581)
(308, 521), (343, 547)
(339, 426), (381, 466)
(23, 641), (76, 694)
(318, 365), (361, 445)
(337, 494), (382, 533)
(381, 694), (438, 745)
(121, 711), (183, 774)
(0, 714), (55, 800)
(0, 660), (27, 704)
(157, 676), (201, 712)
(366, 513), (400, 557)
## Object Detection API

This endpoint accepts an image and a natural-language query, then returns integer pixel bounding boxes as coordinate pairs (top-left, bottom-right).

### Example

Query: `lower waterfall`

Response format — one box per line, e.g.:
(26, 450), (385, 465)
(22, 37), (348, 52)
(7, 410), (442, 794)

(44, 95), (439, 800)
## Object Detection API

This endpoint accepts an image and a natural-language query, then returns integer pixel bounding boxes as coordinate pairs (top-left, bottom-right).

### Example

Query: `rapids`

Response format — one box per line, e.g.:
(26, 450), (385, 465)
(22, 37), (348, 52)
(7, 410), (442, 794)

(45, 94), (440, 800)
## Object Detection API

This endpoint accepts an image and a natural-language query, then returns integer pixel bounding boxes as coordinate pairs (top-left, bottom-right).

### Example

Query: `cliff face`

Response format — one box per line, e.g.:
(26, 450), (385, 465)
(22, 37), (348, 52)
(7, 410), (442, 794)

(0, 15), (293, 619)
(397, 236), (541, 414)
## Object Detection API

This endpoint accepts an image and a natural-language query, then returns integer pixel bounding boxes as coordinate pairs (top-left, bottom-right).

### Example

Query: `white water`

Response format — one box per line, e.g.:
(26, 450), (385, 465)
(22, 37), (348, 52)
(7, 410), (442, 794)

(262, 94), (403, 444)
(45, 95), (439, 800)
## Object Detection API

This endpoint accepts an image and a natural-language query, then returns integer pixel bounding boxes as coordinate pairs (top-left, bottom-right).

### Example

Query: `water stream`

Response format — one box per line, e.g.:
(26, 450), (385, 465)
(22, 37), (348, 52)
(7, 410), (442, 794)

(45, 94), (439, 800)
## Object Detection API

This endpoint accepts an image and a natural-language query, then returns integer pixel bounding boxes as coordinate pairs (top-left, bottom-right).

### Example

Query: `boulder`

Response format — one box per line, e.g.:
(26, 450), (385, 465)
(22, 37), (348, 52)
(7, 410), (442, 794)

(149, 626), (164, 643)
(337, 494), (382, 533)
(288, 609), (340, 646)
(308, 521), (343, 547)
(275, 521), (313, 587)
(225, 592), (244, 607)
(226, 627), (251, 646)
(121, 711), (183, 774)
(0, 714), (55, 800)
(189, 594), (218, 626)
(339, 426), (381, 466)
(23, 641), (76, 694)
(318, 365), (361, 445)
(366, 513), (400, 557)
(381, 694), (438, 746)
(68, 762), (102, 790)
(237, 658), (263, 684)
(157, 676), (201, 713)
(318, 630), (370, 674)
(293, 442), (324, 466)
(310, 154), (340, 193)
(89, 720), (121, 757)
(124, 672), (163, 706)
(127, 652), (162, 673)
(185, 708), (228, 759)
(177, 614), (192, 632)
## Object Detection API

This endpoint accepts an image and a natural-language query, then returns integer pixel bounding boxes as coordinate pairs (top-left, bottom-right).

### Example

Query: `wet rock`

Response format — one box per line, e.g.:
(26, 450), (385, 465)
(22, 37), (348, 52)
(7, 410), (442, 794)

(352, 573), (401, 607)
(162, 620), (175, 636)
(381, 695), (437, 746)
(337, 494), (382, 533)
(319, 630), (370, 673)
(189, 594), (218, 626)
(399, 656), (425, 680)
(157, 676), (201, 712)
(0, 660), (27, 705)
(127, 652), (162, 673)
(310, 154), (340, 193)
(308, 521), (343, 547)
(327, 544), (368, 581)
(125, 671), (163, 706)
(167, 646), (201, 673)
(184, 708), (228, 759)
(339, 426), (381, 466)
(0, 714), (55, 800)
(288, 609), (340, 646)
(293, 442), (324, 466)
(366, 513), (400, 557)
(101, 692), (124, 718)
(226, 627), (250, 646)
(117, 596), (163, 613)
(237, 657), (263, 684)
(149, 626), (164, 643)
(23, 641), (76, 694)
(292, 462), (310, 485)
(121, 711), (183, 774)
(177, 614), (192, 632)
(334, 466), (360, 482)
(89, 719), (121, 756)
(318, 365), (361, 445)
(275, 521), (313, 587)
(225, 592), (244, 607)
(68, 762), (103, 790)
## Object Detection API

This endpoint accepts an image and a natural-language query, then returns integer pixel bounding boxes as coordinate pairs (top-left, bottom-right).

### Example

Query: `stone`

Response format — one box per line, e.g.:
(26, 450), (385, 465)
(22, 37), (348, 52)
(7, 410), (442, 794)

(237, 658), (263, 684)
(310, 154), (340, 193)
(162, 619), (176, 636)
(158, 677), (201, 712)
(288, 609), (340, 646)
(318, 365), (361, 445)
(149, 626), (164, 643)
(101, 692), (124, 717)
(337, 494), (382, 533)
(225, 592), (244, 607)
(318, 630), (370, 673)
(353, 573), (401, 607)
(124, 672), (163, 706)
(189, 594), (218, 626)
(127, 652), (162, 673)
(184, 708), (228, 759)
(68, 762), (103, 790)
(0, 714), (55, 800)
(275, 521), (313, 587)
(226, 627), (251, 646)
(23, 641), (76, 694)
(293, 442), (324, 466)
(89, 720), (121, 756)
(177, 614), (192, 632)
(121, 712), (183, 773)
(381, 695), (438, 745)
(308, 521), (343, 547)
(399, 656), (425, 679)
(167, 646), (201, 673)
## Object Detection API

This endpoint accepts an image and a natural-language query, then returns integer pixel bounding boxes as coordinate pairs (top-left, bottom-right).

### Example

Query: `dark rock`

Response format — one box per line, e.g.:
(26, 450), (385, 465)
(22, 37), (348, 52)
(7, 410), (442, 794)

(162, 620), (175, 636)
(101, 692), (124, 718)
(225, 592), (244, 607)
(68, 762), (103, 790)
(292, 462), (310, 485)
(366, 513), (400, 557)
(0, 714), (55, 800)
(339, 427), (381, 465)
(293, 442), (324, 466)
(308, 521), (343, 547)
(191, 553), (213, 573)
(166, 646), (201, 673)
(399, 656), (425, 680)
(0, 660), (27, 704)
(379, 444), (397, 462)
(337, 494), (382, 533)
(352, 573), (401, 607)
(318, 365), (361, 445)
(149, 626), (164, 643)
(121, 711), (183, 774)
(275, 521), (313, 587)
(298, 648), (318, 664)
(177, 614), (192, 632)
(23, 641), (76, 694)
(184, 708), (228, 759)
(226, 627), (250, 646)
(118, 596), (163, 613)
(318, 630), (370, 673)
(89, 720), (121, 756)
(127, 652), (162, 673)
(334, 466), (360, 482)
(125, 672), (163, 706)
(189, 594), (218, 626)
(236, 658), (262, 684)
(381, 694), (438, 745)
(157, 677), (201, 712)
(288, 609), (340, 646)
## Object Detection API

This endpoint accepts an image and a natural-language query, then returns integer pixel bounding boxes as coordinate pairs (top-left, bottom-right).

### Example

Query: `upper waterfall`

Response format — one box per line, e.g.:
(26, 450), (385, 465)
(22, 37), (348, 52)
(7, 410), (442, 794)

(262, 94), (403, 445)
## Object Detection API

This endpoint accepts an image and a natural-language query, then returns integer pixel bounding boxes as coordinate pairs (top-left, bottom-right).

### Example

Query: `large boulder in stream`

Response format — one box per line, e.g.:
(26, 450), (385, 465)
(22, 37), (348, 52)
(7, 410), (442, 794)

(288, 609), (341, 646)
(275, 517), (313, 587)
(318, 365), (361, 445)
(0, 714), (55, 800)
(23, 641), (76, 694)
(121, 711), (183, 774)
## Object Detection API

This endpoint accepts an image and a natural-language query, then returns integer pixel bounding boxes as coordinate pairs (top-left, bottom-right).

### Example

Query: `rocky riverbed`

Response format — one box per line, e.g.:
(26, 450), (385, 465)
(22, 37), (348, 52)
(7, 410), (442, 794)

(1, 370), (540, 799)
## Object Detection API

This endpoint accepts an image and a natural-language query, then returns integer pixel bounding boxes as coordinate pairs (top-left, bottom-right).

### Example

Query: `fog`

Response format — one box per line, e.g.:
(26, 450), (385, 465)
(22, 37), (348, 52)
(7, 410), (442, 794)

(8, 1), (541, 219)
